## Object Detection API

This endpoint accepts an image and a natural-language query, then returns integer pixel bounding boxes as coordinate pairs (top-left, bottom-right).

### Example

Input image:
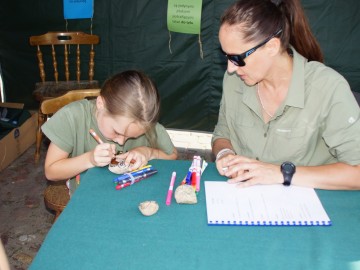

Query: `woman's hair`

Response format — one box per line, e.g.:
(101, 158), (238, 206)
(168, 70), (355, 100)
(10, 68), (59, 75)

(220, 0), (323, 62)
(100, 70), (160, 132)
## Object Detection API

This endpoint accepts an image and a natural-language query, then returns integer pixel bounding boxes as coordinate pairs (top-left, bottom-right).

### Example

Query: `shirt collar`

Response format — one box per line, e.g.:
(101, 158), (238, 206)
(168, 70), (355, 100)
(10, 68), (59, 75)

(286, 47), (305, 109)
(240, 47), (307, 114)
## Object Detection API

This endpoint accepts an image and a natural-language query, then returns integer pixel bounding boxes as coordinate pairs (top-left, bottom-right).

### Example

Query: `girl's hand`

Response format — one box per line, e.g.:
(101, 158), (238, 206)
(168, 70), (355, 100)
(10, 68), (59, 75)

(117, 147), (149, 170)
(91, 143), (115, 167)
(223, 156), (283, 187)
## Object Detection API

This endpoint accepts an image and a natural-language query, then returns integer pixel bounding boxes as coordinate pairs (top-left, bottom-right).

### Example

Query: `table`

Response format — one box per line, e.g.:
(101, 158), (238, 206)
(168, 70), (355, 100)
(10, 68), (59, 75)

(30, 160), (360, 270)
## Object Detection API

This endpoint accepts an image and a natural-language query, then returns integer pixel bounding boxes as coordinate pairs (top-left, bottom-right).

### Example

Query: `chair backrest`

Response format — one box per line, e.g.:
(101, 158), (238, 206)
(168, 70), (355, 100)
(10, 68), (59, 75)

(29, 31), (100, 83)
(40, 88), (100, 115)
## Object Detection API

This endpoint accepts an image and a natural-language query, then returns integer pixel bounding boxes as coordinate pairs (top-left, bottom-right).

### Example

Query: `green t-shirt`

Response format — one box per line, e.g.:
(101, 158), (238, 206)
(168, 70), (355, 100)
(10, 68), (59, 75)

(42, 99), (175, 194)
(212, 48), (360, 166)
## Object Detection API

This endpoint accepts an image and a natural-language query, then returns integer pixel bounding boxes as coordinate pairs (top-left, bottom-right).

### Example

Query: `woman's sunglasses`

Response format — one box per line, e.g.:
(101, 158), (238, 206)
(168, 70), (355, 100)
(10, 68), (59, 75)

(222, 29), (283, 67)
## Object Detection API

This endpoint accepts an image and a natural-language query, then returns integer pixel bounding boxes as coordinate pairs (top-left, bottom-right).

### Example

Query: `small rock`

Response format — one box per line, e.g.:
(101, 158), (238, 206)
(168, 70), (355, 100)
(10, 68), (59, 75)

(138, 201), (159, 216)
(25, 196), (40, 208)
(13, 252), (33, 264)
(19, 234), (36, 242)
(108, 159), (130, 174)
(174, 185), (197, 204)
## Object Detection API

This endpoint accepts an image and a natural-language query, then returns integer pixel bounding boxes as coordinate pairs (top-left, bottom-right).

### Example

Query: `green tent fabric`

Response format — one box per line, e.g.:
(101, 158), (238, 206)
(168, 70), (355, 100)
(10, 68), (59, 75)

(0, 0), (359, 131)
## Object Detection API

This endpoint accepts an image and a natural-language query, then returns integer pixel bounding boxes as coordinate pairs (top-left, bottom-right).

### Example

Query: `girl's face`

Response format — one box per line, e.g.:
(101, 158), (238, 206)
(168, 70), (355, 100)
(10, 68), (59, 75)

(96, 97), (146, 145)
(219, 23), (273, 86)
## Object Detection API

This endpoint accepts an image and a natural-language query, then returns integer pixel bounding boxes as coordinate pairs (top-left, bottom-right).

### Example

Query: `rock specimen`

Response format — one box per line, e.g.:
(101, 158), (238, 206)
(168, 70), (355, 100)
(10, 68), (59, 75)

(108, 158), (130, 174)
(138, 201), (159, 216)
(174, 185), (197, 204)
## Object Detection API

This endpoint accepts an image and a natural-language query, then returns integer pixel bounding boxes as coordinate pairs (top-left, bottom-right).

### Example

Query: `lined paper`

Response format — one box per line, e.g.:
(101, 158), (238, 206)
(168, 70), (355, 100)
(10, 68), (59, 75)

(204, 181), (331, 226)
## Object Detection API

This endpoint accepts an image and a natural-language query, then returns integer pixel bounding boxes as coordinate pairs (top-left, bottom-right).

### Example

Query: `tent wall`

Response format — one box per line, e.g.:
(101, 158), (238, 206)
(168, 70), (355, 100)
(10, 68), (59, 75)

(0, 0), (359, 131)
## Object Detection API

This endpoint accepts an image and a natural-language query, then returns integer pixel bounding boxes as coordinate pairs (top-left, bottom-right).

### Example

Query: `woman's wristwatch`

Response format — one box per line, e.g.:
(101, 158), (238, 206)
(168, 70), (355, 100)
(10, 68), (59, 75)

(281, 162), (296, 186)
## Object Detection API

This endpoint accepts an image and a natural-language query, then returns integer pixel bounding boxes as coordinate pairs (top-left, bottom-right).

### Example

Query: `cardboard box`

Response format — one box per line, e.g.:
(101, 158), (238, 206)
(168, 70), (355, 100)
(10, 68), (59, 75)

(0, 103), (37, 172)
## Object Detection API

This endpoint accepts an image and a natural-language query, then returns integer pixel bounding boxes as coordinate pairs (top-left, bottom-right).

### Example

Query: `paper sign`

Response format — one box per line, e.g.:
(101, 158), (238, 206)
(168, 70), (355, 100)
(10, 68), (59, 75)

(63, 0), (94, 19)
(167, 0), (203, 34)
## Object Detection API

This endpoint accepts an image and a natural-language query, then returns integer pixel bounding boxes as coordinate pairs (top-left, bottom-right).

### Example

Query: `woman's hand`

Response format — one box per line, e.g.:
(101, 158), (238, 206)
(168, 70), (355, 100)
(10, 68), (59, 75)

(221, 155), (283, 187)
(91, 143), (115, 167)
(215, 153), (237, 176)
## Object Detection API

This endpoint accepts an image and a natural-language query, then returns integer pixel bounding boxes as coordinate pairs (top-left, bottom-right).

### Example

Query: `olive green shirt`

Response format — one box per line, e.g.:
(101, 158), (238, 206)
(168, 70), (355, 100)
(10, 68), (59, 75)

(42, 99), (175, 194)
(212, 48), (360, 166)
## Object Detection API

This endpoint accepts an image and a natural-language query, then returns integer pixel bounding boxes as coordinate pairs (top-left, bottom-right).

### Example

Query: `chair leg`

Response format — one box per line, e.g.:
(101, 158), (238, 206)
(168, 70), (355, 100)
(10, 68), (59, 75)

(35, 109), (46, 163)
(53, 210), (61, 223)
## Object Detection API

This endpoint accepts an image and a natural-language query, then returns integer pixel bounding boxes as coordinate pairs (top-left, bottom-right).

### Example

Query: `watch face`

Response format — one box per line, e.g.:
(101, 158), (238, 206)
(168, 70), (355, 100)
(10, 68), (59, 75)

(282, 162), (295, 174)
(281, 162), (295, 186)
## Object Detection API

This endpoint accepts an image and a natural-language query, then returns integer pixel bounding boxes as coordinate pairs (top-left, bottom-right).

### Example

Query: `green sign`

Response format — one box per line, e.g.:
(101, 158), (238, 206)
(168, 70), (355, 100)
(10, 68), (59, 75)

(167, 0), (203, 34)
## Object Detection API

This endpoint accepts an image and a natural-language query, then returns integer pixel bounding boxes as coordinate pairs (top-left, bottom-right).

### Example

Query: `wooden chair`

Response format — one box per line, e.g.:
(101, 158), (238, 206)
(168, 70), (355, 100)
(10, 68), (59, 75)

(41, 88), (100, 222)
(29, 31), (100, 162)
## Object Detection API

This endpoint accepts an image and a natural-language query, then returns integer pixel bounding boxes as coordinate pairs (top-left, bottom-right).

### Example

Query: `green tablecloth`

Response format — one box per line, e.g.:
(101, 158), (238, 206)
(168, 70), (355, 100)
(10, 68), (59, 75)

(30, 160), (360, 270)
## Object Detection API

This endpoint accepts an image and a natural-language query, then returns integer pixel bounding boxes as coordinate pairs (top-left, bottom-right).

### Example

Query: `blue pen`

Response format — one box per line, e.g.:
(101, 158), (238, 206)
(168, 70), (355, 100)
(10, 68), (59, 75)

(115, 170), (158, 190)
(185, 171), (192, 185)
(113, 166), (152, 181)
(113, 167), (153, 183)
(114, 169), (158, 185)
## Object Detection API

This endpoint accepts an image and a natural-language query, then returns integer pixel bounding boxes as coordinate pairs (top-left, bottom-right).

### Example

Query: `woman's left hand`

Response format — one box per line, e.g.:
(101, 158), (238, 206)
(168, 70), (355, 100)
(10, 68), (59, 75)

(223, 156), (283, 187)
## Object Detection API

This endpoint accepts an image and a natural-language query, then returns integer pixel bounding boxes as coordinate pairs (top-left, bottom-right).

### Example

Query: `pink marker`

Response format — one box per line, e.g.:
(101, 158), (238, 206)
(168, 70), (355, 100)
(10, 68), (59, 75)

(195, 156), (201, 192)
(166, 172), (176, 205)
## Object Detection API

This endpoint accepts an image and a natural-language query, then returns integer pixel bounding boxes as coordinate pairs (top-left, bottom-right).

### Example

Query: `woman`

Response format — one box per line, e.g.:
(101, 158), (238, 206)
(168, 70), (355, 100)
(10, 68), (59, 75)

(43, 70), (177, 195)
(212, 0), (360, 189)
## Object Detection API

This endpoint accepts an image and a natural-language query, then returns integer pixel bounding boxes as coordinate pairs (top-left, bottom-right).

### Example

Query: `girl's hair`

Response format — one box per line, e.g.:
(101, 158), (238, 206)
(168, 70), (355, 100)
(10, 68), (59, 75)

(100, 70), (160, 132)
(220, 0), (323, 62)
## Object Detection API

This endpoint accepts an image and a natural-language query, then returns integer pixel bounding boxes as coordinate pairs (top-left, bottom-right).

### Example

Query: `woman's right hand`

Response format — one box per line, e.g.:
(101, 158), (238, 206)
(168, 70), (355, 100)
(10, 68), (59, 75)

(215, 153), (237, 176)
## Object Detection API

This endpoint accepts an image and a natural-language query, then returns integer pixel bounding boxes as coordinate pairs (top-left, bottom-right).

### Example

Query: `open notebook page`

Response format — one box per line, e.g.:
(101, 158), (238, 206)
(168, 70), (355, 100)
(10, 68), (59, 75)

(204, 181), (331, 226)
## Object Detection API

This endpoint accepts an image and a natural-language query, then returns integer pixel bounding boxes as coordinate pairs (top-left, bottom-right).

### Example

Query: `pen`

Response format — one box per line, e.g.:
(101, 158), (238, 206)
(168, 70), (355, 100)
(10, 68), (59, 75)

(166, 172), (176, 205)
(113, 166), (153, 183)
(128, 164), (152, 174)
(185, 171), (192, 185)
(195, 156), (201, 192)
(76, 174), (80, 185)
(191, 171), (196, 188)
(115, 170), (158, 190)
(89, 128), (104, 144)
(186, 158), (196, 185)
(201, 159), (208, 174)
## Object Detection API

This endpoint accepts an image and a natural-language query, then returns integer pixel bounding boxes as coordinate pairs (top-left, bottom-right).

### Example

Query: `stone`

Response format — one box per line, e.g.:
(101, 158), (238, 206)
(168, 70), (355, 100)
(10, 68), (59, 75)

(138, 201), (159, 216)
(174, 185), (197, 204)
(108, 158), (130, 174)
(18, 234), (36, 242)
(25, 196), (40, 208)
(13, 252), (33, 265)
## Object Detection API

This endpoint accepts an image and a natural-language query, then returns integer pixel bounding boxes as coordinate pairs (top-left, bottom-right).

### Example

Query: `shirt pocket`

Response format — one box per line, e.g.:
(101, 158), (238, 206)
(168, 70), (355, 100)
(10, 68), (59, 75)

(271, 126), (308, 162)
(229, 115), (257, 154)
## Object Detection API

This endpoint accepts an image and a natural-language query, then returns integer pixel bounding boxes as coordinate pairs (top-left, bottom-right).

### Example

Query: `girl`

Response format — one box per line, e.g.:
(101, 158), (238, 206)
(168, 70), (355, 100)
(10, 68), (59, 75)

(42, 70), (177, 194)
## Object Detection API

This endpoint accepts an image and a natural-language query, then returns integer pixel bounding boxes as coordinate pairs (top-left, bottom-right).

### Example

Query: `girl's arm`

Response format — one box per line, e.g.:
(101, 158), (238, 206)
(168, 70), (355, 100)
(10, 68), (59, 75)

(44, 142), (115, 181)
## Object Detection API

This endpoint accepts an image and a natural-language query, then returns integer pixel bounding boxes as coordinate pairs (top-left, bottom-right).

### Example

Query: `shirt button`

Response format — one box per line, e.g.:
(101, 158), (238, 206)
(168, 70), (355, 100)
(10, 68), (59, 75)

(264, 133), (267, 137)
(256, 157), (259, 160)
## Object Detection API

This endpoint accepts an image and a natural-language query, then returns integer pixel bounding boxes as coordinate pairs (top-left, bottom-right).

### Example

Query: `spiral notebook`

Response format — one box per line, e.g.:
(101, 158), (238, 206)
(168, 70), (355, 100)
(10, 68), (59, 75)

(204, 181), (331, 226)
